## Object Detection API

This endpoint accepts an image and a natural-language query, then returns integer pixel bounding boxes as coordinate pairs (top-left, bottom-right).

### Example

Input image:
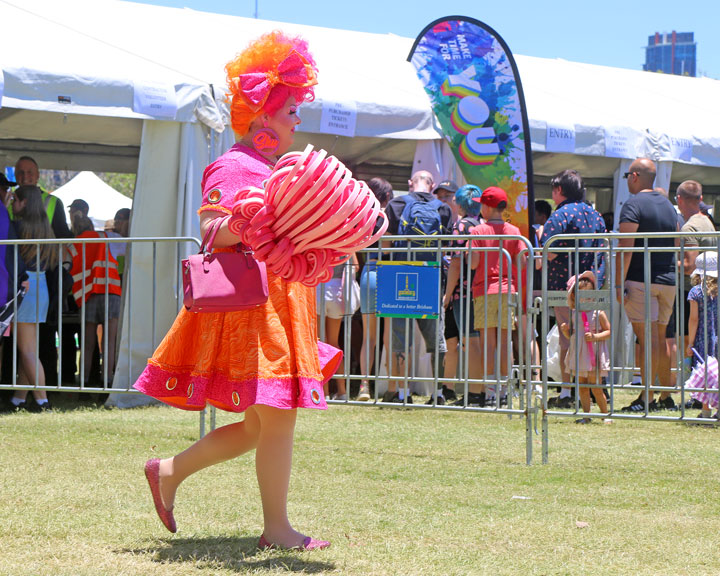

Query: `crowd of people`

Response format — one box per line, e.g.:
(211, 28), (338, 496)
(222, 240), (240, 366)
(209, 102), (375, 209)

(2, 154), (718, 422)
(316, 168), (530, 407)
(0, 156), (131, 412)
(314, 159), (719, 422)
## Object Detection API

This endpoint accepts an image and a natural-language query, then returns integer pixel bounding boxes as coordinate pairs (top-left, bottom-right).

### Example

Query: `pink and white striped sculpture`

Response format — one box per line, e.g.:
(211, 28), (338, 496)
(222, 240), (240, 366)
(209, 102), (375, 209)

(228, 144), (388, 286)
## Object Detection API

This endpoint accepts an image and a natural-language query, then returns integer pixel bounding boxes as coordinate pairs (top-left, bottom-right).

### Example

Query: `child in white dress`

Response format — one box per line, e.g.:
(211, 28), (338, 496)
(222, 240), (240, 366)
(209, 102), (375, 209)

(559, 270), (611, 423)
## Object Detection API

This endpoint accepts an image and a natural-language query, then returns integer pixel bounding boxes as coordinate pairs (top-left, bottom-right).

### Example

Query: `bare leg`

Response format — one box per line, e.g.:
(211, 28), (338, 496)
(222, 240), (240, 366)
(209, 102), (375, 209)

(555, 306), (571, 384)
(656, 322), (672, 400)
(325, 317), (345, 396)
(470, 329), (488, 395)
(156, 405), (313, 548)
(14, 323), (47, 402)
(520, 312), (541, 380)
(631, 321), (659, 402)
(359, 313), (377, 379)
(443, 335), (458, 392)
(383, 319), (391, 385)
(157, 405), (261, 510)
(105, 317), (119, 382)
(578, 376), (592, 414)
(254, 405), (308, 548)
(498, 328), (512, 379)
(591, 378), (609, 414)
(388, 350), (406, 395)
(483, 326), (498, 381)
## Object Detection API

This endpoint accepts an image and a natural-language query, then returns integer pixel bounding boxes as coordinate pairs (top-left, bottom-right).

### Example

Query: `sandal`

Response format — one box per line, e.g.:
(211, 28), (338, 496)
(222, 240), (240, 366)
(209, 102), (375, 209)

(258, 534), (330, 550)
(144, 459), (177, 533)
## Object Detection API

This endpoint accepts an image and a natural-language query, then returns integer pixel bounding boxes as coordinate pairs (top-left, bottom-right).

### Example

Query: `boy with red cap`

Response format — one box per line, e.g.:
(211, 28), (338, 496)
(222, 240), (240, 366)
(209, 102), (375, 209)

(468, 186), (526, 405)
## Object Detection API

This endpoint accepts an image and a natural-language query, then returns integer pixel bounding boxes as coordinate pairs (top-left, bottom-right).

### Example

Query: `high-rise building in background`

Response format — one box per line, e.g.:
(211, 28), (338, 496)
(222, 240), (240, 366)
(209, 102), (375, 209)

(644, 31), (696, 77)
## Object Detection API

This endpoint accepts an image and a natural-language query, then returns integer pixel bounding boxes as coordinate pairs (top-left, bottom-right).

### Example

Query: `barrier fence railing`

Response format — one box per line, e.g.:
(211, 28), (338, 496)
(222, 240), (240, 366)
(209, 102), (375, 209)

(0, 236), (200, 417)
(317, 234), (537, 464)
(14, 232), (718, 465)
(540, 231), (720, 463)
(0, 234), (541, 462)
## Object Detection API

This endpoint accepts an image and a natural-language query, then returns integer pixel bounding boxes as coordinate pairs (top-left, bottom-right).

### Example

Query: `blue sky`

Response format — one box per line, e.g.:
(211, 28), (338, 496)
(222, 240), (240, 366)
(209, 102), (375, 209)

(124, 0), (719, 78)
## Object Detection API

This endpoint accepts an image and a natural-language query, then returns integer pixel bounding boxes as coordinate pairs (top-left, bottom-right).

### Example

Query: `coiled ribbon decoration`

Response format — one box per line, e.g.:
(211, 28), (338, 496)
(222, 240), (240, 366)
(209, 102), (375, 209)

(228, 144), (388, 286)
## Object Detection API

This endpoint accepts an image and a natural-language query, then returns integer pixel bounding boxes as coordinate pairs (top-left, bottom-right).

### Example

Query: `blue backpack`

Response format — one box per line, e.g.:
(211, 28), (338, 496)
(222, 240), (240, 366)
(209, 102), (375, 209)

(395, 195), (445, 261)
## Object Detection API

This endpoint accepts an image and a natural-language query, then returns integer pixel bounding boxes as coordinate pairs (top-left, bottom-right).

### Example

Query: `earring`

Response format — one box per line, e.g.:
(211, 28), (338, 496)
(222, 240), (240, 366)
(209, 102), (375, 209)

(252, 125), (280, 155)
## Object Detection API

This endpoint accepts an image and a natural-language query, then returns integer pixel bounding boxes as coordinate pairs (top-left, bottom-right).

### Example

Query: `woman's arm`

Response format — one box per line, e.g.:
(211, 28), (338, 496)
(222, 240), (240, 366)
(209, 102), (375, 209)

(199, 211), (241, 249)
(615, 221), (638, 301)
(443, 256), (461, 309)
(559, 322), (571, 339)
(587, 310), (611, 342)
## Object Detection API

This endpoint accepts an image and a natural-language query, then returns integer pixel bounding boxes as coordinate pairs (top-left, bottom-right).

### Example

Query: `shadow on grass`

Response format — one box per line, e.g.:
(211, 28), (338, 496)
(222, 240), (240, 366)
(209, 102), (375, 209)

(125, 536), (335, 573)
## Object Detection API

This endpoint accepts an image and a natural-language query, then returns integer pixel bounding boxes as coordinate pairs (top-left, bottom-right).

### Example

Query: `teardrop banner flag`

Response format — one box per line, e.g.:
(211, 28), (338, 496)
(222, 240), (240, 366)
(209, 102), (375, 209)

(408, 16), (534, 238)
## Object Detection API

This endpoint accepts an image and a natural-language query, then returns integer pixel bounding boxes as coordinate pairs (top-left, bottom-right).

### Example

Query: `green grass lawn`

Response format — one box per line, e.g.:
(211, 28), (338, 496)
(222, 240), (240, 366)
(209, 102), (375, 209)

(1, 398), (719, 575)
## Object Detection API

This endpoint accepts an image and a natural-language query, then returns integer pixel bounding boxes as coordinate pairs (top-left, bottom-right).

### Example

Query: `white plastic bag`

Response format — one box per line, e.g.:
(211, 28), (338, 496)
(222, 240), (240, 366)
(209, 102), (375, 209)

(546, 324), (562, 382)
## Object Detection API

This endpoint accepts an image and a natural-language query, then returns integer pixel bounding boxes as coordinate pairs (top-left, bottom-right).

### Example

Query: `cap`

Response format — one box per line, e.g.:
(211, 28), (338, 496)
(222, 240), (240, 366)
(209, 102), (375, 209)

(474, 186), (508, 208)
(0, 174), (16, 188)
(68, 199), (90, 214)
(431, 180), (458, 195)
(567, 270), (597, 291)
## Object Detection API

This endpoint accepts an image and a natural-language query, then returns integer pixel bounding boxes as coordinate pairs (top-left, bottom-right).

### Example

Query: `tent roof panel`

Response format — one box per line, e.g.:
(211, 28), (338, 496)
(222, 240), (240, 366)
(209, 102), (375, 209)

(2, 0), (720, 170)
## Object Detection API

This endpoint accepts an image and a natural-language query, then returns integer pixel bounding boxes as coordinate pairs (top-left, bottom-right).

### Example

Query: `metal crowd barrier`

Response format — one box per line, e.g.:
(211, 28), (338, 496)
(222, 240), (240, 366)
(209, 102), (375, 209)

(0, 236), (198, 394)
(540, 231), (720, 463)
(317, 233), (538, 464)
(1, 233), (542, 463)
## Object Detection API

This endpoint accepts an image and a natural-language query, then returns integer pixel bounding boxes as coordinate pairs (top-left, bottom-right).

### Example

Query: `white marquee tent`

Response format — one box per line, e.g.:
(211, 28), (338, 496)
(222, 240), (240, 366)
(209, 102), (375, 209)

(2, 0), (720, 404)
(52, 171), (132, 229)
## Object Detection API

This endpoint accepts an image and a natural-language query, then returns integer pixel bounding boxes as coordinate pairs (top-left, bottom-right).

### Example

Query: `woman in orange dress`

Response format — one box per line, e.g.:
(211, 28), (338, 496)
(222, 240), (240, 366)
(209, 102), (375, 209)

(134, 31), (340, 550)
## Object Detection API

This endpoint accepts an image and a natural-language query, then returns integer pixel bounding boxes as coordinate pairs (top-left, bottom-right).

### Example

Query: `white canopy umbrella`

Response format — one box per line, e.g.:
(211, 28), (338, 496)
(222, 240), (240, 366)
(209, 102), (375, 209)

(50, 171), (132, 230)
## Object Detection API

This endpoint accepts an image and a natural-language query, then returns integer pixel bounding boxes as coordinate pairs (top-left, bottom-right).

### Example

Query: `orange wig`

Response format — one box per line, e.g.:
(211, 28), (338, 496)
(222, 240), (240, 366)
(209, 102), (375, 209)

(225, 31), (318, 137)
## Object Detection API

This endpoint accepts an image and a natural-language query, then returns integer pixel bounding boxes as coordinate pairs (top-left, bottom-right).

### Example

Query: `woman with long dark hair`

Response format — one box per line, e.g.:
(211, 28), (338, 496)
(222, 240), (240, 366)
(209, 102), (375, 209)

(6, 185), (57, 411)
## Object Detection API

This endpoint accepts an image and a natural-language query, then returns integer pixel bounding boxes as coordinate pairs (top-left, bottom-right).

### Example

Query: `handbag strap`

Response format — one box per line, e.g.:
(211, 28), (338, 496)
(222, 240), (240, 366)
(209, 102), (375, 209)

(200, 216), (230, 254)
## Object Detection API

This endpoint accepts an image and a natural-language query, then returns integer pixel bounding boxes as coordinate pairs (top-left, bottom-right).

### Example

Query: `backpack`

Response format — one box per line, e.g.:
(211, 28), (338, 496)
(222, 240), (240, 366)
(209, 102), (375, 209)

(461, 216), (480, 230)
(395, 194), (445, 261)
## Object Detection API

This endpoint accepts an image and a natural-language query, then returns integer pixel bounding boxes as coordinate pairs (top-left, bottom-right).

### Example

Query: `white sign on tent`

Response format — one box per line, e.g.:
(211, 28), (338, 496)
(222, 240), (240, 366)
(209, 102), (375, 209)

(604, 126), (637, 159)
(670, 135), (693, 163)
(546, 122), (575, 154)
(132, 80), (178, 120)
(320, 101), (357, 138)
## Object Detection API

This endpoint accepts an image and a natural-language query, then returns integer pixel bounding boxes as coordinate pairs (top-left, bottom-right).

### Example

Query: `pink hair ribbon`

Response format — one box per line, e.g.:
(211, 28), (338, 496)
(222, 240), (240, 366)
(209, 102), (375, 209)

(581, 311), (596, 368)
(230, 50), (318, 112)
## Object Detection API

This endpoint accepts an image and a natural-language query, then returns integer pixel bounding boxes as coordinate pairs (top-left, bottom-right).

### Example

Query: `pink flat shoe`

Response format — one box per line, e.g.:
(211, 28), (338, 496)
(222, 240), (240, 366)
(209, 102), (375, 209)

(258, 534), (330, 551)
(144, 458), (177, 533)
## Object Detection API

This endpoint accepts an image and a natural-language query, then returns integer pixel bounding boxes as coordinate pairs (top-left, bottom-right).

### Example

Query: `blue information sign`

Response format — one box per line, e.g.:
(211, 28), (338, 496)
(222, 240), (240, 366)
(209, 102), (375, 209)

(375, 261), (440, 318)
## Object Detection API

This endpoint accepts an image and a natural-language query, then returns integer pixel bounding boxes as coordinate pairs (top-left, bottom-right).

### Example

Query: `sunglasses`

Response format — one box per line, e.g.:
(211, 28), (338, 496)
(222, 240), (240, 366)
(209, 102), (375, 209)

(623, 171), (637, 179)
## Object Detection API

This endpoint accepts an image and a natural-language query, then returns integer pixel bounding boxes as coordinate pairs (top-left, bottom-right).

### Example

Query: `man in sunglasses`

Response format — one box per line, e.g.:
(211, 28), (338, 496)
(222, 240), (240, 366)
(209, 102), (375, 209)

(616, 158), (679, 413)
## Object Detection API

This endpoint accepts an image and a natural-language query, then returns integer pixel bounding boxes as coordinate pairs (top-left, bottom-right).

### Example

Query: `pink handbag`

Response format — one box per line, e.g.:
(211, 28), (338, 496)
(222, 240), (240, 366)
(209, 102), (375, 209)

(182, 216), (268, 313)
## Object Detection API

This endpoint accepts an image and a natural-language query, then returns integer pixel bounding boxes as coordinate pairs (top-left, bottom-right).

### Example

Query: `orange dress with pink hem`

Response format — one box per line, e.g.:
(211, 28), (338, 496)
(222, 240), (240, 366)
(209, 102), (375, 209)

(134, 144), (342, 412)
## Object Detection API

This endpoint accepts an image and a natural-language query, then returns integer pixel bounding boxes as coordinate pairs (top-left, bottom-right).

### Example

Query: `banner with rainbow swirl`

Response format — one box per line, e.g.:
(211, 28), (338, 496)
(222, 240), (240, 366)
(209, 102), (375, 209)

(408, 16), (534, 238)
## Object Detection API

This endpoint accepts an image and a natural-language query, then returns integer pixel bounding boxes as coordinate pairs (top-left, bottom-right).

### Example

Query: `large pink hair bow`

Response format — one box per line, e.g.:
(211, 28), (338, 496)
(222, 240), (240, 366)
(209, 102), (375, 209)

(230, 50), (317, 112)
